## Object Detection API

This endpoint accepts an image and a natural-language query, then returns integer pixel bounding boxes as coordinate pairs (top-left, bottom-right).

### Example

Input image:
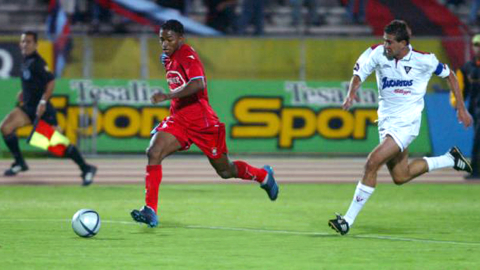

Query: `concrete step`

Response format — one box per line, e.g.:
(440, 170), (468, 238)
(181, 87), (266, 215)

(0, 0), (365, 36)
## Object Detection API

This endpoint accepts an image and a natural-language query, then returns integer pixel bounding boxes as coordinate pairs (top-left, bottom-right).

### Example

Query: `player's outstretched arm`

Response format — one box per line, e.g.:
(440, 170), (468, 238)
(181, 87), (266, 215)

(446, 70), (472, 128)
(343, 75), (362, 111)
(151, 78), (204, 104)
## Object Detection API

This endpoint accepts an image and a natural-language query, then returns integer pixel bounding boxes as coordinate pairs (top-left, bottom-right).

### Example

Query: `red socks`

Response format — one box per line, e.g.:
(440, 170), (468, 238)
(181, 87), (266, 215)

(233, 161), (267, 183)
(145, 165), (162, 213)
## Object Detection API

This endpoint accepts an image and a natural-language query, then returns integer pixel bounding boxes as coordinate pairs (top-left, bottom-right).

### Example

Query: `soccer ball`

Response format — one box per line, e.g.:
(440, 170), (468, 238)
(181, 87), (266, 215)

(71, 209), (101, 238)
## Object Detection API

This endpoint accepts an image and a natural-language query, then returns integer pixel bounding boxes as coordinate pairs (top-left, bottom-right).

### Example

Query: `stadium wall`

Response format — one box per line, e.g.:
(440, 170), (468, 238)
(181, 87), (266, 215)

(60, 37), (449, 87)
(0, 36), (470, 156)
(0, 79), (434, 155)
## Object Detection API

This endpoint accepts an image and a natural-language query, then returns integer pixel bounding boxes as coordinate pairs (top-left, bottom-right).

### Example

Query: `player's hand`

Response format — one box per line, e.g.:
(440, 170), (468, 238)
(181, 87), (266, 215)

(342, 93), (358, 111)
(150, 91), (169, 104)
(36, 103), (46, 117)
(457, 108), (473, 128)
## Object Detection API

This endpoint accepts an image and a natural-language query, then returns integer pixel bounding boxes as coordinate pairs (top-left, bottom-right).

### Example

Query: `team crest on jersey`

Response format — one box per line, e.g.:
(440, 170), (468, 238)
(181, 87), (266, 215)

(404, 66), (412, 74)
(353, 62), (360, 71)
(166, 71), (186, 91)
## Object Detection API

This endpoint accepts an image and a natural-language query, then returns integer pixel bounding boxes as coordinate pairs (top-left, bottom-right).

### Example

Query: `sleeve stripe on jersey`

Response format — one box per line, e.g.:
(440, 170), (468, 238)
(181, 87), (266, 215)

(189, 76), (204, 82)
(434, 63), (444, 75)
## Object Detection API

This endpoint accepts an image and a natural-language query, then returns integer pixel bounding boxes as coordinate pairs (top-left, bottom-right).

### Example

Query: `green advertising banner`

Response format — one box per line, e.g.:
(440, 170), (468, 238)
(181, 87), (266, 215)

(0, 79), (431, 154)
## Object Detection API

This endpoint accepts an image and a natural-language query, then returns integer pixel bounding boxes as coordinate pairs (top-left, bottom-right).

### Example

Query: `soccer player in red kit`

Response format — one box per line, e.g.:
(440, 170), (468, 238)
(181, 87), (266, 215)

(130, 20), (279, 227)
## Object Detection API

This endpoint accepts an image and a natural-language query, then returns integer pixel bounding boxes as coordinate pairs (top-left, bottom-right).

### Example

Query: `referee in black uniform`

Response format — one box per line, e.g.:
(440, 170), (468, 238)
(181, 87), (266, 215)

(0, 31), (97, 185)
(454, 34), (480, 180)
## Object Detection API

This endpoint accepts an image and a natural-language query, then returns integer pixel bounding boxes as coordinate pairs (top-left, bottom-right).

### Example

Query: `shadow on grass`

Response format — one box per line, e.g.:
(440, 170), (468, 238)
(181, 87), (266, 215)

(355, 225), (413, 235)
(308, 234), (342, 239)
(128, 220), (188, 235)
(70, 237), (126, 241)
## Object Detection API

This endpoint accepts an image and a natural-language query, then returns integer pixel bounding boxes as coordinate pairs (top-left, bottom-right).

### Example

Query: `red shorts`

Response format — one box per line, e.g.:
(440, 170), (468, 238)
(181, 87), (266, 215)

(153, 116), (228, 159)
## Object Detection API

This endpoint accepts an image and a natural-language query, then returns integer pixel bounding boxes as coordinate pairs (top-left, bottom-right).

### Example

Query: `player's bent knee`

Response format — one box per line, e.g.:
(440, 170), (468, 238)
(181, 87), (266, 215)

(216, 170), (234, 179)
(392, 176), (409, 185)
(146, 146), (165, 162)
(0, 124), (13, 136)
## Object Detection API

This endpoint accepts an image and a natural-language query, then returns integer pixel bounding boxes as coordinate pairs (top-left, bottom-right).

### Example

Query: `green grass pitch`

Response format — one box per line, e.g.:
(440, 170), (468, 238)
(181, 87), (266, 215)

(0, 183), (479, 269)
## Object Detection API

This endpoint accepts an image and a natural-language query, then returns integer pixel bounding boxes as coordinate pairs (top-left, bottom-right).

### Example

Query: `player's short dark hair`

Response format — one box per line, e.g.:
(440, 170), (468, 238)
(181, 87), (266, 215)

(22, 31), (38, 43)
(161, 20), (184, 36)
(384, 20), (410, 45)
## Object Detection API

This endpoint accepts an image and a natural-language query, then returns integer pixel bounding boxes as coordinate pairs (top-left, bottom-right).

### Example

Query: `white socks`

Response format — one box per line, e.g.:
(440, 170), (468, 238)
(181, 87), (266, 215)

(423, 152), (454, 172)
(344, 182), (375, 226)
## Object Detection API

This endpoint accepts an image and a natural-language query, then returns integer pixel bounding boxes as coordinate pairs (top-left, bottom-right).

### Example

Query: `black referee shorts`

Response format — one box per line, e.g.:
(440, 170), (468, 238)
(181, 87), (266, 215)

(20, 103), (58, 126)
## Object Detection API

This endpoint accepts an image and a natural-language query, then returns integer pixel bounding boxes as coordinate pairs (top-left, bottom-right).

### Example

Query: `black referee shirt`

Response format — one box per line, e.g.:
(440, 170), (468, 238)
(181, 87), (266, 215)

(20, 51), (55, 107)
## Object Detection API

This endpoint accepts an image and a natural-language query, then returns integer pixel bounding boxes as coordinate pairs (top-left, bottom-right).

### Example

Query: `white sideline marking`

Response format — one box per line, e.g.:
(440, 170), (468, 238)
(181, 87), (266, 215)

(1, 218), (479, 246)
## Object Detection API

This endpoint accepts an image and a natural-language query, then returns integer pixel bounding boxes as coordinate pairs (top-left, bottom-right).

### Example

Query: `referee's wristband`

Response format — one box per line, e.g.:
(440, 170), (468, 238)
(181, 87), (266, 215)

(39, 99), (47, 105)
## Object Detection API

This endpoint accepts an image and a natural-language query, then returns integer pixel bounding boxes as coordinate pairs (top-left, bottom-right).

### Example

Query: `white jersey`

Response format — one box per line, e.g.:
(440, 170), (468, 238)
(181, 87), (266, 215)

(354, 44), (450, 119)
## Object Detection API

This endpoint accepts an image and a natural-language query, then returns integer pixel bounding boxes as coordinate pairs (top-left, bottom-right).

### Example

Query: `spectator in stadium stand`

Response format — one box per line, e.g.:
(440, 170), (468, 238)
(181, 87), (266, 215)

(451, 34), (480, 179)
(157, 0), (189, 15)
(346, 0), (368, 24)
(290, 0), (324, 27)
(130, 20), (279, 228)
(60, 0), (76, 22)
(469, 0), (480, 25)
(89, 0), (112, 34)
(0, 31), (97, 186)
(237, 0), (265, 35)
(204, 0), (238, 34)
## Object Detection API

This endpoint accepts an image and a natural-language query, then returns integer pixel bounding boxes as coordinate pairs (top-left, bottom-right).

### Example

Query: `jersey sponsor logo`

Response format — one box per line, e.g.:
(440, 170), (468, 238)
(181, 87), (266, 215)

(187, 55), (195, 59)
(404, 66), (412, 74)
(381, 77), (413, 90)
(166, 71), (186, 92)
(167, 76), (182, 86)
(393, 89), (411, 95)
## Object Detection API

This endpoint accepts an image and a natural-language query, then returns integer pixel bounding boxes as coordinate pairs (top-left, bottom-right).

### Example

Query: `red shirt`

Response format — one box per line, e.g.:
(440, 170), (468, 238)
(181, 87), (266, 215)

(162, 44), (220, 129)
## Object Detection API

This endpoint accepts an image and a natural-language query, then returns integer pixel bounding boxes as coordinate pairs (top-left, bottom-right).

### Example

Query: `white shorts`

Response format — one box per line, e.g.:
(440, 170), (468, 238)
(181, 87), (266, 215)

(378, 115), (421, 152)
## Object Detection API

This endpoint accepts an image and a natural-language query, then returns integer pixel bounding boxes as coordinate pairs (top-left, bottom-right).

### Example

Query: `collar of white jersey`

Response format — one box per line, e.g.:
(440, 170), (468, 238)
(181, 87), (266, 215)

(399, 44), (413, 61)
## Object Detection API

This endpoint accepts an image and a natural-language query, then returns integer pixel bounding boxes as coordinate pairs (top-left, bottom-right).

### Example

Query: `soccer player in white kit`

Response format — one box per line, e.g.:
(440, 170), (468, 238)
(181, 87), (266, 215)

(328, 20), (473, 235)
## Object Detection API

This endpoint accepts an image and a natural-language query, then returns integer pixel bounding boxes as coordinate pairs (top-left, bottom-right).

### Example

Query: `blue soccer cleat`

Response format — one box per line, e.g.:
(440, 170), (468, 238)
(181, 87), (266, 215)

(261, 165), (279, 201)
(130, 205), (158, 228)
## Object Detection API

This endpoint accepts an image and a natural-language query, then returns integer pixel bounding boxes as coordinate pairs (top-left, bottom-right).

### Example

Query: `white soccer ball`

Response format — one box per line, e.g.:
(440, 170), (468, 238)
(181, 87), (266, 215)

(71, 209), (101, 238)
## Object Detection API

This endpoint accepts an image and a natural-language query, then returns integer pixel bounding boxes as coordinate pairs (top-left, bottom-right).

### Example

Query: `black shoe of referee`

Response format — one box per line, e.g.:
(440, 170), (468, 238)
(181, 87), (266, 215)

(328, 213), (350, 235)
(81, 165), (97, 186)
(4, 162), (29, 176)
